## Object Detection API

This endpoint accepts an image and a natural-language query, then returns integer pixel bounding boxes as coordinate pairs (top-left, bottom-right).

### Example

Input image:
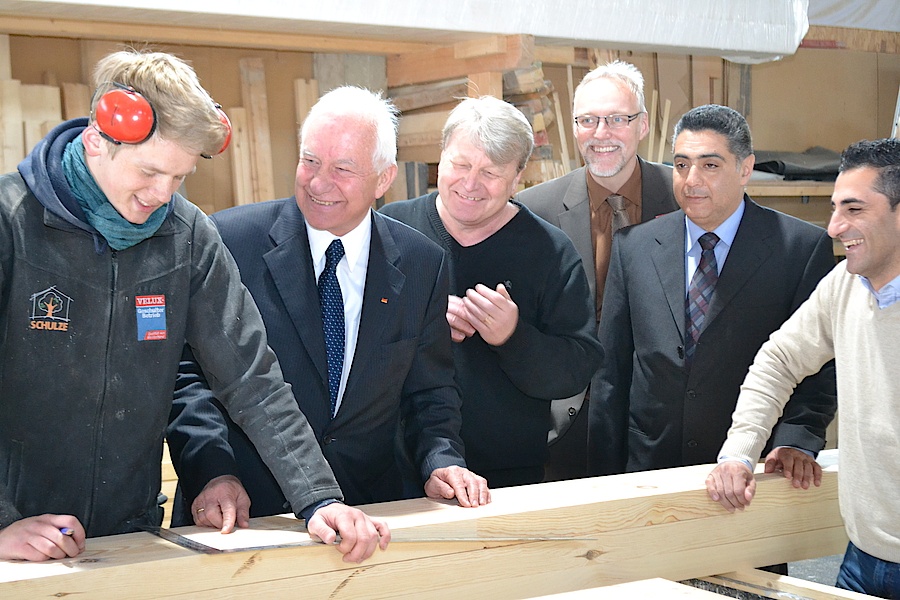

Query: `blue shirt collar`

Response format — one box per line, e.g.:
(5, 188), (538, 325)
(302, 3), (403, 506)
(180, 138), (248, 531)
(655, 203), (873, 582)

(685, 197), (745, 252)
(860, 272), (900, 309)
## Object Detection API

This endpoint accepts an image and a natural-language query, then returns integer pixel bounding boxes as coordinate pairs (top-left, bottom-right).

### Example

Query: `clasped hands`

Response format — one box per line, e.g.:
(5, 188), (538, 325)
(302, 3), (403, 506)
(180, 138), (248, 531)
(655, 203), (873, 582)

(447, 283), (518, 345)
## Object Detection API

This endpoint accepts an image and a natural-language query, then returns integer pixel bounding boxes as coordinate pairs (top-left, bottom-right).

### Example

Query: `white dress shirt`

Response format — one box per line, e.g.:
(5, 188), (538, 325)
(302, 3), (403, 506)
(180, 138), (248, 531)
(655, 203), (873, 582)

(306, 213), (372, 414)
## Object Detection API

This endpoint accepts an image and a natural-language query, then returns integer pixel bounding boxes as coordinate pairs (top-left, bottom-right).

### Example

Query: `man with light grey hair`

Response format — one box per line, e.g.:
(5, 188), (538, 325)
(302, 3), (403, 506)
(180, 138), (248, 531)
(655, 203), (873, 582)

(382, 96), (602, 487)
(518, 60), (679, 480)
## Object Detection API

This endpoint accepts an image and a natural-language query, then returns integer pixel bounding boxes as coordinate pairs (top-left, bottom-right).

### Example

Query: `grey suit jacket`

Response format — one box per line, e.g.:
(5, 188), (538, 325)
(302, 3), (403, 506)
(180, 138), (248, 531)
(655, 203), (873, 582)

(518, 158), (678, 311)
(517, 158), (678, 441)
(589, 198), (837, 474)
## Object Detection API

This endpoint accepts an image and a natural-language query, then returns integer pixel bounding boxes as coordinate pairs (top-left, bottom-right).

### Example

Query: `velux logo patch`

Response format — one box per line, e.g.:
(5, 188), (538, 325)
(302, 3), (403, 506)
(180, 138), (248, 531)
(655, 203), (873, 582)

(29, 286), (72, 332)
(136, 295), (167, 341)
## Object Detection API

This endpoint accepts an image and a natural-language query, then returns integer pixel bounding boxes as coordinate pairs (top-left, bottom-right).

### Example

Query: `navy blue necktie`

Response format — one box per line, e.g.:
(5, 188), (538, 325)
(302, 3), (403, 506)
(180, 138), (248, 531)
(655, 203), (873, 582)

(685, 232), (720, 366)
(318, 239), (345, 418)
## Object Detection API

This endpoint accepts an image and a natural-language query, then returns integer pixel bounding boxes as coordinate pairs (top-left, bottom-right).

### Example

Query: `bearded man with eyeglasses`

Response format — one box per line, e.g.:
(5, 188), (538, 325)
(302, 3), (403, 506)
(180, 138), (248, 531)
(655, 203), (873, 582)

(517, 61), (678, 481)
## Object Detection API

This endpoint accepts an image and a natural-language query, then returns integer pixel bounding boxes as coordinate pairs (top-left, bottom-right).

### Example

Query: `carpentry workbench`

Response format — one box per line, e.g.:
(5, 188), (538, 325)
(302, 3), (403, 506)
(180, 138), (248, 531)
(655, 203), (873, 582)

(0, 464), (855, 599)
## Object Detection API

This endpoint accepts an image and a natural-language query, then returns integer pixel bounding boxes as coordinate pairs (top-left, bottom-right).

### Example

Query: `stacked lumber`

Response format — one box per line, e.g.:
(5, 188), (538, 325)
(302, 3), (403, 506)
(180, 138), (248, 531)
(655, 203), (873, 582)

(389, 60), (568, 195)
(0, 35), (73, 173)
(0, 464), (851, 599)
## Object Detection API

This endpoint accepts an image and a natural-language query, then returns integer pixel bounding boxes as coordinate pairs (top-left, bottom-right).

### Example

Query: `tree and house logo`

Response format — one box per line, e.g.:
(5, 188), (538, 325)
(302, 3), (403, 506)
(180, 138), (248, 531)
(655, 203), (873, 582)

(29, 286), (72, 332)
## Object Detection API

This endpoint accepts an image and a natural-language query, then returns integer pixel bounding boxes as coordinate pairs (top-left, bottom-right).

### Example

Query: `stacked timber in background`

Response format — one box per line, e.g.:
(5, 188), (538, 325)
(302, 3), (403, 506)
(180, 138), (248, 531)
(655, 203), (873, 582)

(385, 61), (569, 204)
(0, 35), (86, 174)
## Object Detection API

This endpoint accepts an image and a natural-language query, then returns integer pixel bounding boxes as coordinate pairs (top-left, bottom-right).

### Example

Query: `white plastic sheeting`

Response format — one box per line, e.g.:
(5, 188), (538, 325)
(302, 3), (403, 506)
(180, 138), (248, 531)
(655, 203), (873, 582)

(0, 0), (815, 63)
(808, 0), (900, 33)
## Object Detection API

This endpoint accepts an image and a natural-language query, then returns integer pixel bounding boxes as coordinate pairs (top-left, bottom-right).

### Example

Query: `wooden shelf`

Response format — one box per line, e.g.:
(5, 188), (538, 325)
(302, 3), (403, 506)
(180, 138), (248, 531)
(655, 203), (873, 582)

(746, 180), (834, 199)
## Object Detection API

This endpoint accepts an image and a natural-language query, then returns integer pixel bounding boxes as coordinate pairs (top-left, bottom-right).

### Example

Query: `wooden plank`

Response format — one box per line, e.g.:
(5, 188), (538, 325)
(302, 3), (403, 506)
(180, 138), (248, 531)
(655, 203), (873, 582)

(746, 181), (835, 198)
(534, 45), (584, 67)
(20, 84), (61, 154)
(691, 56), (723, 107)
(532, 579), (729, 598)
(389, 79), (468, 113)
(0, 78), (23, 173)
(383, 161), (429, 206)
(552, 91), (571, 174)
(314, 54), (387, 97)
(294, 78), (320, 130)
(397, 144), (442, 164)
(657, 98), (671, 163)
(468, 71), (503, 99)
(388, 34), (535, 87)
(656, 53), (691, 135)
(0, 15), (431, 56)
(61, 82), (91, 120)
(647, 88), (658, 160)
(398, 110), (449, 148)
(226, 107), (254, 206)
(79, 40), (119, 85)
(503, 64), (545, 95)
(701, 569), (874, 599)
(239, 58), (275, 204)
(454, 36), (506, 60)
(0, 34), (11, 81)
(892, 85), (900, 139)
(0, 465), (847, 598)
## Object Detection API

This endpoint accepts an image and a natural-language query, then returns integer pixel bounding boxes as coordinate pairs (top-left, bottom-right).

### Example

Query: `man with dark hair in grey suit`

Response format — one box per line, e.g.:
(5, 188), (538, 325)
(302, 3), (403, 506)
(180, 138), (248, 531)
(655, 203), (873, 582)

(590, 104), (836, 487)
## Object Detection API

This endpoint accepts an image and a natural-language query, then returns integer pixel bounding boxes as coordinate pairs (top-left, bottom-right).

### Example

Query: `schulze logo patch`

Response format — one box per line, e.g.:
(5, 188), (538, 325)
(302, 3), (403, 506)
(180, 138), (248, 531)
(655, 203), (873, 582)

(29, 286), (72, 332)
(136, 295), (167, 341)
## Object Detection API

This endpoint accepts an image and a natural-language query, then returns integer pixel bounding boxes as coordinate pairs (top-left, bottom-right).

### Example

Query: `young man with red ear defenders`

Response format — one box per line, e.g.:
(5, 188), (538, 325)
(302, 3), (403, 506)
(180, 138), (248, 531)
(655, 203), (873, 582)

(92, 81), (231, 156)
(0, 48), (389, 564)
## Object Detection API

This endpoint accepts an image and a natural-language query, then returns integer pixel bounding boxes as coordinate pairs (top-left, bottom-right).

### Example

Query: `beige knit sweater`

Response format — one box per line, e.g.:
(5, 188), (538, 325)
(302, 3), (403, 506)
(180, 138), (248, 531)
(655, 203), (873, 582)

(720, 261), (900, 563)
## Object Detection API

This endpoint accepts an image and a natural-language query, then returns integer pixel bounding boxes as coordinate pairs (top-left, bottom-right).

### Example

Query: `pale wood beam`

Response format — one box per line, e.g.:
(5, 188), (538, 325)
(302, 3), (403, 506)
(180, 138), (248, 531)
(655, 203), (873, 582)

(388, 34), (535, 88)
(0, 465), (848, 599)
(0, 15), (432, 55)
(467, 71), (503, 99)
(454, 36), (505, 60)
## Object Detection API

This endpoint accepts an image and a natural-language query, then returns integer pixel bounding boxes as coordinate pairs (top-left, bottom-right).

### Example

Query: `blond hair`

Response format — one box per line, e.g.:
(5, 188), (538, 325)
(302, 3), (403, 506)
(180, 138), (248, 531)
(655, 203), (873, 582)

(91, 48), (228, 157)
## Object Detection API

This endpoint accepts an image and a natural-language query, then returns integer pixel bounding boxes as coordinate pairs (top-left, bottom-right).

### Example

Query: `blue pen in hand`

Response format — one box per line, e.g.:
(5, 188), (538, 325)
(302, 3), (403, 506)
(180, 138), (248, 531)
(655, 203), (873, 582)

(60, 527), (74, 536)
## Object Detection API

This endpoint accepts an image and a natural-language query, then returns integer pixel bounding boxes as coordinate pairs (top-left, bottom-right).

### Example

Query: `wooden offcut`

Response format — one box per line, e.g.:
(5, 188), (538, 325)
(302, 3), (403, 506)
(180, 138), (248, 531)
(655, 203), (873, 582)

(398, 110), (448, 149)
(468, 71), (503, 99)
(389, 79), (467, 113)
(239, 58), (276, 204)
(294, 78), (319, 129)
(20, 84), (62, 151)
(60, 82), (91, 120)
(454, 36), (506, 60)
(388, 34), (535, 88)
(0, 79), (23, 173)
(226, 107), (253, 206)
(0, 465), (848, 599)
(699, 569), (871, 600)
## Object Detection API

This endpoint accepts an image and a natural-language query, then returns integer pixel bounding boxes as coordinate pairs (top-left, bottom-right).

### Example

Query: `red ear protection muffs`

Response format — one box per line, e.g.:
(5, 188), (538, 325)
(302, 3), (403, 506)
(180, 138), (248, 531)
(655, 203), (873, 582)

(201, 104), (232, 159)
(93, 82), (232, 157)
(93, 83), (157, 145)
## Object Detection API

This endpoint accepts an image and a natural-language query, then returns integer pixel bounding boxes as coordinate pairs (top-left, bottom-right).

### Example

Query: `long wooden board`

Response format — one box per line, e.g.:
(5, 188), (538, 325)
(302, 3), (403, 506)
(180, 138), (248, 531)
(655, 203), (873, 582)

(0, 465), (848, 599)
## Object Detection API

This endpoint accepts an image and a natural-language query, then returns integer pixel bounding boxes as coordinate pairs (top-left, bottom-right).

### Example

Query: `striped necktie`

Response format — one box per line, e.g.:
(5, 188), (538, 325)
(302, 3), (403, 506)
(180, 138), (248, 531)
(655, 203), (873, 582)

(684, 232), (720, 365)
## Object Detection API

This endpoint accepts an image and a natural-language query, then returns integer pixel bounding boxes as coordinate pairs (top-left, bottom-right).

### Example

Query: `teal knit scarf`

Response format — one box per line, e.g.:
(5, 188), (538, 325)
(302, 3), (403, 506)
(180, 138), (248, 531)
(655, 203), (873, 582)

(62, 135), (168, 251)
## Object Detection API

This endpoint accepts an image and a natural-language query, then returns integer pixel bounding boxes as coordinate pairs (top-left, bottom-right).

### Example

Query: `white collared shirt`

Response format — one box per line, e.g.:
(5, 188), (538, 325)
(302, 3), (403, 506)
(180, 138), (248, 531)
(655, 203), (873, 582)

(306, 212), (372, 414)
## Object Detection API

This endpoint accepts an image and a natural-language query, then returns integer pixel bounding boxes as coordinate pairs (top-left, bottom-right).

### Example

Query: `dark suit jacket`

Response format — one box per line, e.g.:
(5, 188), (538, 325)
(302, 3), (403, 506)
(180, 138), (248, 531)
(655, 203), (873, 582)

(516, 159), (679, 457)
(167, 200), (465, 523)
(589, 198), (837, 475)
